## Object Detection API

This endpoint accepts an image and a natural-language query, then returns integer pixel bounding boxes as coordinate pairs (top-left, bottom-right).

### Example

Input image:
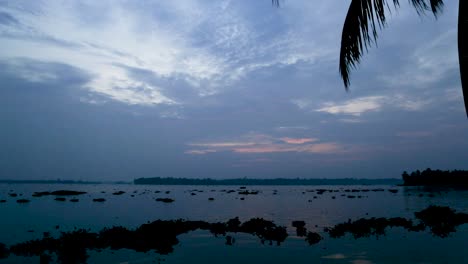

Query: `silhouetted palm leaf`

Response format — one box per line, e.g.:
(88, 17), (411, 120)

(459, 1), (468, 116)
(273, 0), (467, 116)
(339, 0), (443, 89)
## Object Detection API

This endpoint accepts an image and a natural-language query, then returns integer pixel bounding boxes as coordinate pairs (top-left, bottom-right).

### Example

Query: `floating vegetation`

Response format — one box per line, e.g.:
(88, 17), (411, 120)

(305, 232), (322, 245)
(3, 217), (287, 263)
(291, 221), (307, 237)
(325, 206), (468, 238)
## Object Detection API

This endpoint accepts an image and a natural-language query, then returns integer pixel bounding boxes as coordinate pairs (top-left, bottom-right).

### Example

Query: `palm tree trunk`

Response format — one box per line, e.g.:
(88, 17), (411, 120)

(459, 0), (468, 117)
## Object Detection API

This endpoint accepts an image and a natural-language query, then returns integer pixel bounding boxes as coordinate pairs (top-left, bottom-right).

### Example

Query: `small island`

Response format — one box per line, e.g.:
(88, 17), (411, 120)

(401, 169), (468, 187)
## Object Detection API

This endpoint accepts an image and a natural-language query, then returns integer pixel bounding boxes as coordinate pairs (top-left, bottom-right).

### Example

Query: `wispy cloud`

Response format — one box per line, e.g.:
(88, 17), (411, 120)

(186, 133), (350, 155)
(311, 94), (433, 117)
(279, 137), (317, 144)
(0, 1), (332, 107)
(316, 96), (384, 116)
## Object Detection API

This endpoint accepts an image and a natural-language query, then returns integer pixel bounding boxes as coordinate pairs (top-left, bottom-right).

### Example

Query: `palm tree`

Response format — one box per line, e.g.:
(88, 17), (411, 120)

(339, 0), (467, 117)
(273, 0), (467, 117)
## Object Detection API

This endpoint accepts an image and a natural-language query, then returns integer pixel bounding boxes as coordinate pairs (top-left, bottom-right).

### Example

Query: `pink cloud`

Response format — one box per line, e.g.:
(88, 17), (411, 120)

(233, 146), (284, 153)
(189, 142), (256, 147)
(184, 149), (217, 155)
(185, 133), (352, 156)
(279, 137), (318, 144)
(233, 143), (344, 154)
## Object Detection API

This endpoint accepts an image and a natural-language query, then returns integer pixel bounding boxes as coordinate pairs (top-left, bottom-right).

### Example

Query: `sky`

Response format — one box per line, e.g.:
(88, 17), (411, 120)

(0, 0), (467, 181)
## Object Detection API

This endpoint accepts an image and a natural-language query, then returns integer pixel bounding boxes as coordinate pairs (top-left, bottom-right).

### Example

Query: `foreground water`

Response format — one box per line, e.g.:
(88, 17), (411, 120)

(0, 183), (467, 263)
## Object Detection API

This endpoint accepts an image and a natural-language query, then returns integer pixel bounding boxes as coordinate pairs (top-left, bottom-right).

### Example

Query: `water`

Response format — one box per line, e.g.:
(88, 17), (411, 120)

(0, 184), (467, 263)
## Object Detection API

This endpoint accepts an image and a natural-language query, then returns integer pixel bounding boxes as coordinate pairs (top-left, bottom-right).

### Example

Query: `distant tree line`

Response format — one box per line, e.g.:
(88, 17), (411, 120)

(133, 177), (399, 186)
(0, 179), (102, 184)
(402, 169), (468, 186)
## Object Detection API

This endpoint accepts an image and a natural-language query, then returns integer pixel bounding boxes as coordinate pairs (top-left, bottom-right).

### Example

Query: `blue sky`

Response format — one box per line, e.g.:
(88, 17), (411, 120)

(0, 0), (466, 181)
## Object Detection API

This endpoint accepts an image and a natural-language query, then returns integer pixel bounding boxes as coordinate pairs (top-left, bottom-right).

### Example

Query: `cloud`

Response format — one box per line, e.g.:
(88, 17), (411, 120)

(316, 96), (384, 116)
(233, 142), (342, 154)
(186, 133), (349, 155)
(189, 142), (256, 148)
(184, 149), (217, 155)
(279, 137), (317, 144)
(0, 0), (333, 107)
(312, 94), (433, 116)
(0, 11), (18, 25)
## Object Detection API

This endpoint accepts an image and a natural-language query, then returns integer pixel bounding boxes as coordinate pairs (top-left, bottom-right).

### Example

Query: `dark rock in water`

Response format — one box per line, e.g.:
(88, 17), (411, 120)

(292, 221), (307, 237)
(240, 197), (245, 200)
(0, 200), (6, 203)
(388, 189), (398, 193)
(112, 191), (125, 195)
(305, 232), (322, 245)
(347, 195), (356, 199)
(16, 199), (30, 204)
(165, 191), (170, 194)
(0, 243), (9, 259)
(155, 198), (174, 203)
(8, 193), (17, 197)
(238, 190), (259, 195)
(70, 199), (79, 202)
(52, 190), (86, 196)
(208, 198), (214, 201)
(54, 198), (66, 202)
(130, 195), (135, 197)
(93, 198), (106, 202)
(239, 187), (247, 189)
(191, 193), (196, 196)
(32, 192), (47, 197)
(33, 190), (87, 197)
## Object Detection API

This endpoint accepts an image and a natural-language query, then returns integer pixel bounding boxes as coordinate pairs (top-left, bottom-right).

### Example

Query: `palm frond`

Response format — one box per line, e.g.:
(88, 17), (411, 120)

(339, 0), (444, 89)
(272, 0), (280, 7)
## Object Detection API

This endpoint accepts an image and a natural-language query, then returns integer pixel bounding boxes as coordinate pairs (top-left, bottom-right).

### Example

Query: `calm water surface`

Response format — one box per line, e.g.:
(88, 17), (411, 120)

(0, 184), (467, 263)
